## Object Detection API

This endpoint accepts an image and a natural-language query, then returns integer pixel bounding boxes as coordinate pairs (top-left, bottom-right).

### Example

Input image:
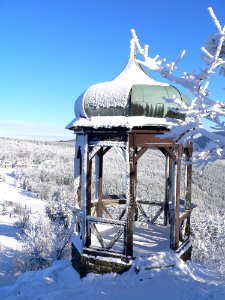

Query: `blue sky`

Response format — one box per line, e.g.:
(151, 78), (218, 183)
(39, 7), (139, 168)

(0, 0), (225, 140)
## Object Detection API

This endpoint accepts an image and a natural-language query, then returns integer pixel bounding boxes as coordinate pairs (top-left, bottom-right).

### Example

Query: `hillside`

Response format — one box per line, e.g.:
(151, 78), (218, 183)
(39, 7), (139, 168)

(0, 137), (225, 298)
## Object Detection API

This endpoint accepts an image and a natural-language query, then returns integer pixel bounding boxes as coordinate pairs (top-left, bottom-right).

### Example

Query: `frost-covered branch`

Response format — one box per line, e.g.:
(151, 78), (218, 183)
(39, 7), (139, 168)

(131, 7), (225, 166)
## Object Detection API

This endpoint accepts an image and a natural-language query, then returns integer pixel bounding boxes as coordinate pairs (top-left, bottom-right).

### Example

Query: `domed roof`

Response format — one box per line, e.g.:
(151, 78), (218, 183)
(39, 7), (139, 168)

(67, 39), (190, 131)
(74, 48), (189, 119)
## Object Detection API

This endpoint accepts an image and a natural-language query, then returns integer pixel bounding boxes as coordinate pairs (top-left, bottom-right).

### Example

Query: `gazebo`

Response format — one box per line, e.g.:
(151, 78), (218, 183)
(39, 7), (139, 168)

(66, 39), (194, 277)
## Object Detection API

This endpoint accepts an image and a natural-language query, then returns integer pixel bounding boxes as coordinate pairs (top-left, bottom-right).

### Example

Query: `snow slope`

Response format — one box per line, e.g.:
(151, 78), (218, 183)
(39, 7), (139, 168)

(0, 259), (225, 300)
(0, 168), (46, 287)
(0, 168), (225, 300)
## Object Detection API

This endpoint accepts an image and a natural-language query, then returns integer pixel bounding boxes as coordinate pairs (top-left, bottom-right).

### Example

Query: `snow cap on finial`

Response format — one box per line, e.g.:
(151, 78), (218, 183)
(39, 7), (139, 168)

(129, 38), (136, 61)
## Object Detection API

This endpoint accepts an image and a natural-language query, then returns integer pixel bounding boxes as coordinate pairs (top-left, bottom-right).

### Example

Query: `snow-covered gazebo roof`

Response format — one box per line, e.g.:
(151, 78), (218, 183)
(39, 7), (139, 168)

(66, 39), (189, 131)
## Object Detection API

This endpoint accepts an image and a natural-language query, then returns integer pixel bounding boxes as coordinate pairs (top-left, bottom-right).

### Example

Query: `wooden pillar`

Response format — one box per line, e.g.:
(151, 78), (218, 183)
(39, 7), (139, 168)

(81, 133), (88, 247)
(96, 148), (103, 217)
(125, 133), (135, 257)
(80, 133), (92, 248)
(174, 145), (183, 249)
(185, 145), (192, 237)
(164, 154), (169, 225)
(170, 157), (176, 249)
(74, 134), (82, 208)
(185, 146), (192, 211)
(168, 155), (172, 223)
(134, 147), (138, 221)
(85, 144), (92, 248)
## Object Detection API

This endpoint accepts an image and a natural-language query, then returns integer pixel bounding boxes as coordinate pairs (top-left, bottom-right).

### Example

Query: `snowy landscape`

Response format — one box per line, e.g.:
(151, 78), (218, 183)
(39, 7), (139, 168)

(1, 5), (225, 299)
(0, 137), (224, 299)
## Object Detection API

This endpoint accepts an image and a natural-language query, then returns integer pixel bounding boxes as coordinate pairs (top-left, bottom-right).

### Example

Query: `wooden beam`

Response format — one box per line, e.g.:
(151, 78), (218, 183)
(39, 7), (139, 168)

(179, 210), (191, 222)
(151, 206), (164, 224)
(83, 247), (129, 261)
(170, 158), (176, 250)
(185, 146), (192, 211)
(74, 144), (82, 208)
(88, 146), (100, 160)
(134, 147), (148, 164)
(158, 147), (167, 157)
(87, 216), (126, 227)
(81, 134), (88, 247)
(174, 145), (183, 250)
(85, 145), (92, 248)
(96, 148), (103, 217)
(164, 154), (169, 225)
(105, 226), (124, 250)
(101, 204), (114, 219)
(124, 133), (136, 257)
(168, 156), (172, 218)
(163, 148), (177, 161)
(90, 223), (106, 248)
(137, 203), (150, 223)
(103, 147), (111, 156)
(137, 199), (164, 206)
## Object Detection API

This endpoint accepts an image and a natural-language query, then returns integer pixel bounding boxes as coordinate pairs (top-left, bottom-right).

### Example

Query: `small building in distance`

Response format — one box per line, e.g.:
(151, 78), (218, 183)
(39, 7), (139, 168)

(2, 160), (12, 168)
(14, 161), (27, 168)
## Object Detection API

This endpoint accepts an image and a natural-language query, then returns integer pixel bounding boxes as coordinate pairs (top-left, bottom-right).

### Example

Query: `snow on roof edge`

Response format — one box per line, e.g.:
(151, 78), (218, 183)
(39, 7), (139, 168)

(66, 116), (175, 131)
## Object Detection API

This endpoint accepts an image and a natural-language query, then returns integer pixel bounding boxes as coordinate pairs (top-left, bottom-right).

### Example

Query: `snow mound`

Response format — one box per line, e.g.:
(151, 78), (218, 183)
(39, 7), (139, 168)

(1, 257), (225, 300)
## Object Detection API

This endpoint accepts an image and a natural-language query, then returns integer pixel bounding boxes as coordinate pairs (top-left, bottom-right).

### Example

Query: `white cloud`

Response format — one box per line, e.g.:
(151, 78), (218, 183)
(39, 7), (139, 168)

(0, 120), (74, 141)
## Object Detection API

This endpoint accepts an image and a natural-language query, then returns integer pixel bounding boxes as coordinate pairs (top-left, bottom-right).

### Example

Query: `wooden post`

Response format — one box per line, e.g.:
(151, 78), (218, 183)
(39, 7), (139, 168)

(96, 148), (103, 217)
(168, 156), (172, 223)
(74, 134), (82, 208)
(185, 146), (192, 211)
(81, 133), (88, 247)
(170, 157), (176, 250)
(185, 145), (192, 237)
(85, 144), (92, 248)
(174, 145), (183, 249)
(134, 147), (138, 221)
(125, 133), (135, 257)
(164, 154), (169, 225)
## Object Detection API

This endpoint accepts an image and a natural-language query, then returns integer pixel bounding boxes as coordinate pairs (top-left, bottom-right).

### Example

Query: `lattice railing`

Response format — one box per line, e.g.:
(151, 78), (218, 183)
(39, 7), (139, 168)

(137, 199), (164, 224)
(87, 215), (126, 252)
(73, 208), (83, 240)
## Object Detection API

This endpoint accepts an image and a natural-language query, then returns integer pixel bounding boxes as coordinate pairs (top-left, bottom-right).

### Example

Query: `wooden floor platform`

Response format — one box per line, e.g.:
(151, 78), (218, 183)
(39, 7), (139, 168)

(90, 221), (171, 257)
(71, 221), (192, 277)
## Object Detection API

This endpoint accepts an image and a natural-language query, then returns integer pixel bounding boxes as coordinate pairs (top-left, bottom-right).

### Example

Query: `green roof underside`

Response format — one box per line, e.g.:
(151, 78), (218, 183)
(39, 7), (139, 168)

(85, 84), (191, 119)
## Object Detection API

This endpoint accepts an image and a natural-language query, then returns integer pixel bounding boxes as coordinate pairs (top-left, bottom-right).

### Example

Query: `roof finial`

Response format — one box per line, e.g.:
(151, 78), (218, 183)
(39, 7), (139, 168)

(129, 38), (136, 61)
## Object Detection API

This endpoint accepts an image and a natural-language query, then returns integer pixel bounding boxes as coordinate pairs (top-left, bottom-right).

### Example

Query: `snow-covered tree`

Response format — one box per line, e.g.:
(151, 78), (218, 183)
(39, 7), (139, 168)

(16, 209), (75, 271)
(17, 215), (52, 271)
(131, 7), (225, 167)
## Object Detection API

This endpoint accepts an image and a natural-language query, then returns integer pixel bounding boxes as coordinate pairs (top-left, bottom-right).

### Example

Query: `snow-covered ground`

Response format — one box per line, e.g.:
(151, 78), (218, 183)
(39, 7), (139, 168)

(0, 168), (225, 300)
(0, 258), (225, 300)
(0, 168), (46, 287)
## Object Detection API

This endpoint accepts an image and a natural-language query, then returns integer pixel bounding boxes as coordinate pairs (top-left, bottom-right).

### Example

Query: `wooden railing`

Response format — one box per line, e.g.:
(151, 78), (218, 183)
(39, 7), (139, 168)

(87, 215), (126, 252)
(176, 199), (196, 249)
(137, 199), (164, 224)
(73, 208), (82, 240)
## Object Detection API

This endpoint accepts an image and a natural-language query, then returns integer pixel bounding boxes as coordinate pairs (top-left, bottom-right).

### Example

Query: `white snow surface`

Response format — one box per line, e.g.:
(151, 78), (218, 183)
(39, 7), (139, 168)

(66, 116), (175, 130)
(1, 258), (225, 300)
(74, 58), (168, 118)
(1, 168), (225, 299)
(0, 168), (46, 287)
